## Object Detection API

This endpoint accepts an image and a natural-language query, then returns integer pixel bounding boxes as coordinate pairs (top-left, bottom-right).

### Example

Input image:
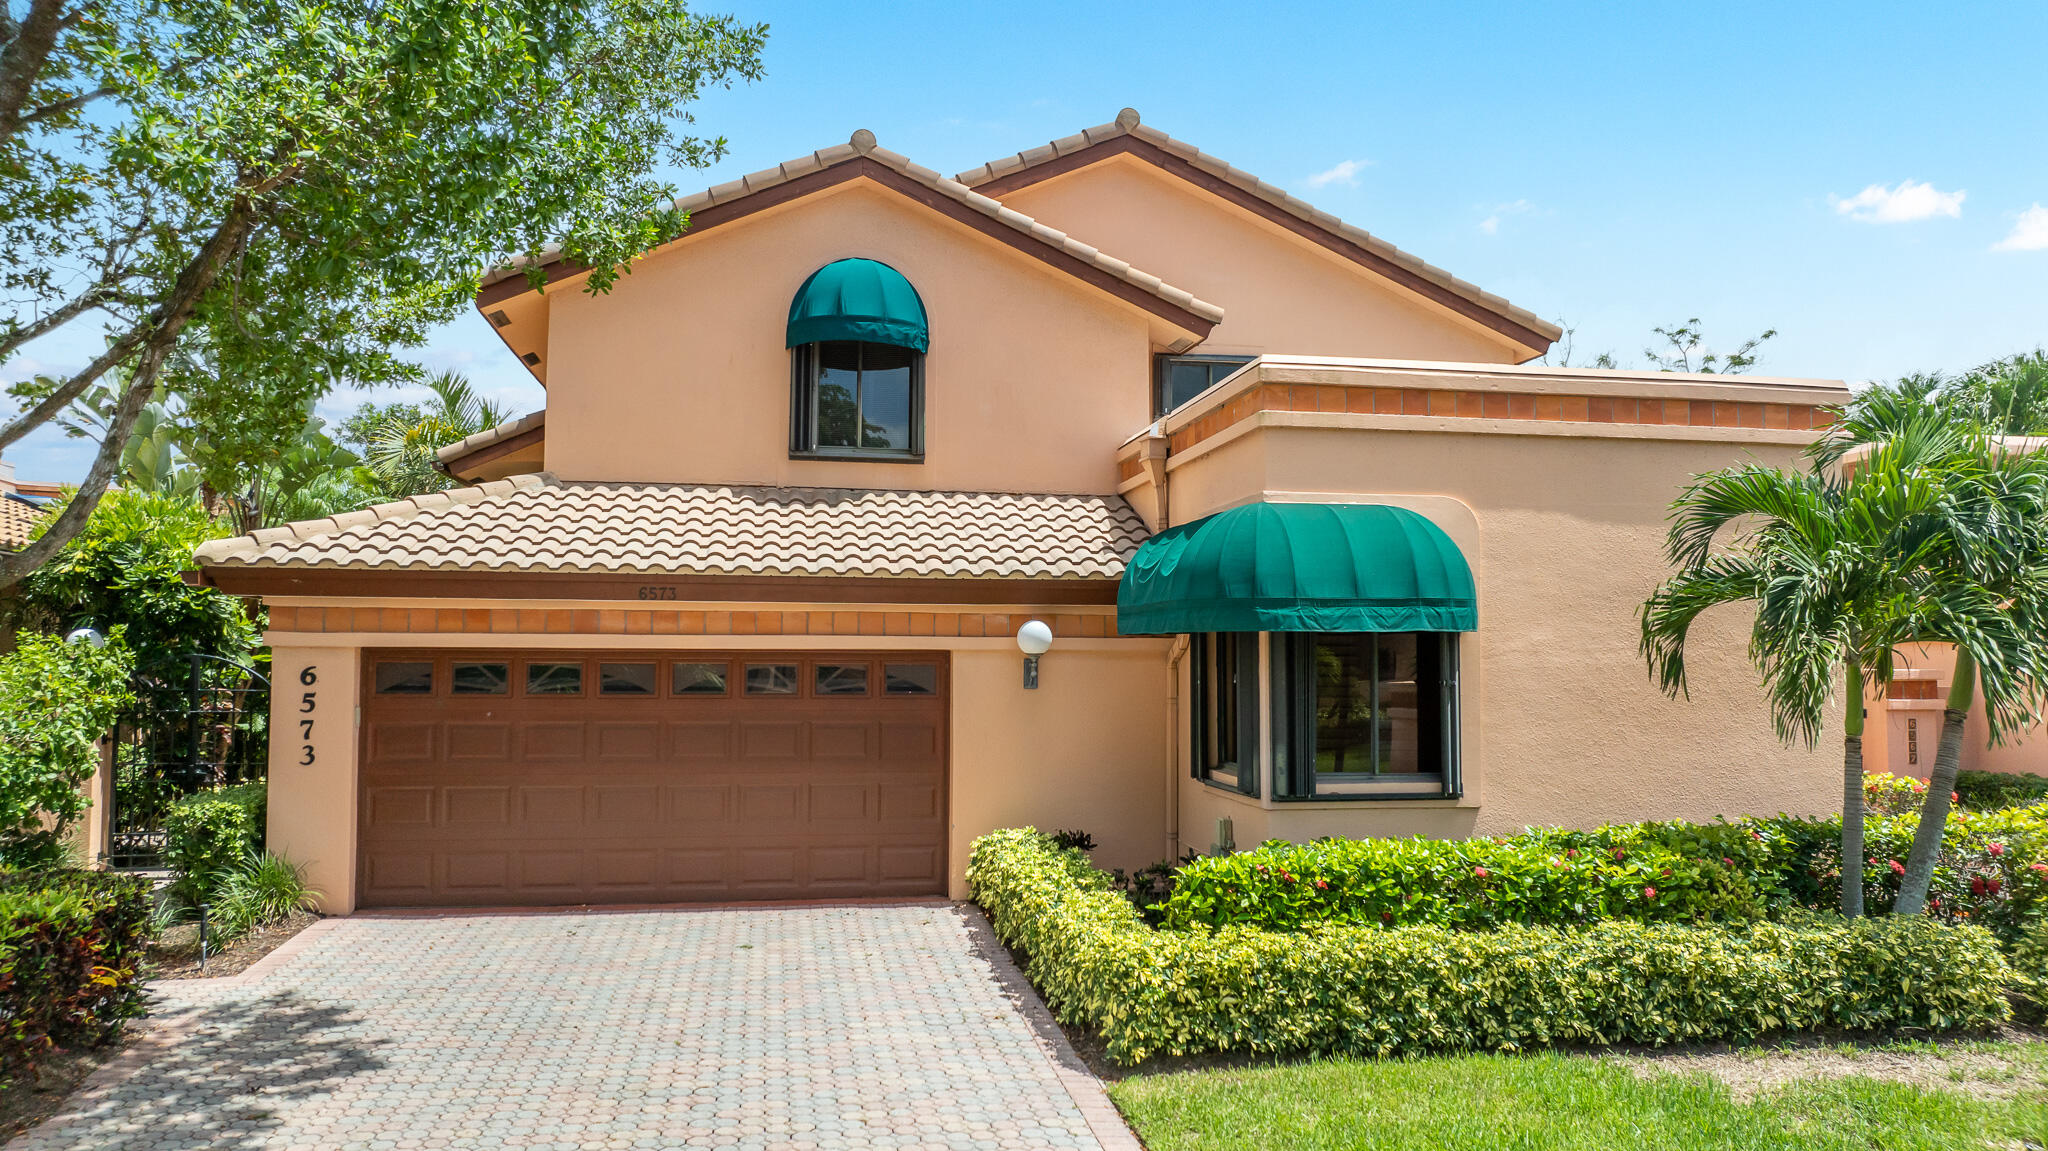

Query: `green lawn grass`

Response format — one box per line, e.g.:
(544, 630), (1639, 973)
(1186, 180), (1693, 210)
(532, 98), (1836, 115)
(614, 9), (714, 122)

(1108, 1047), (2048, 1150)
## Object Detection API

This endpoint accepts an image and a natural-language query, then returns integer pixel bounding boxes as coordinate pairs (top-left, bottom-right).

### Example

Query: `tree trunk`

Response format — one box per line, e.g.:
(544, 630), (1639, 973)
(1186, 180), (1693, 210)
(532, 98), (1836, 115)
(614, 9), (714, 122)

(1894, 648), (1976, 917)
(1841, 662), (1865, 917)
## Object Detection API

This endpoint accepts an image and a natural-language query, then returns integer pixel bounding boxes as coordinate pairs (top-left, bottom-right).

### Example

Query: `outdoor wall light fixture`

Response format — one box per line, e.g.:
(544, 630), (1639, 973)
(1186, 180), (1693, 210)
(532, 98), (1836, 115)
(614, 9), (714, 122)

(1017, 619), (1053, 689)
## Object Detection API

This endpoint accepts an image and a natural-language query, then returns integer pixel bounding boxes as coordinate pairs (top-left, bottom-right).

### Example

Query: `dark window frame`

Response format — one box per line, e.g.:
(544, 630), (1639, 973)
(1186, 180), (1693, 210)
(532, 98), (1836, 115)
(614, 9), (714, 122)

(1273, 632), (1461, 802)
(1190, 632), (1261, 797)
(790, 341), (925, 462)
(1154, 354), (1256, 418)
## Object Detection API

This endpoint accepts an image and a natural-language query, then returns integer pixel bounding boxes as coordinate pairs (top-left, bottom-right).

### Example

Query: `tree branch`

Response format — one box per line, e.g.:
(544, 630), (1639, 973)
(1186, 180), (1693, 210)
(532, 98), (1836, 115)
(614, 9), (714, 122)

(0, 280), (115, 364)
(0, 0), (72, 145)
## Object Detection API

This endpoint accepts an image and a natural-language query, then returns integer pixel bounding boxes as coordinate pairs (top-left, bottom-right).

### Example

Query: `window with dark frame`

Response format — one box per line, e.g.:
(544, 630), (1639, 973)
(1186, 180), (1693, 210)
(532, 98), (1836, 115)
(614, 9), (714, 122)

(790, 341), (923, 459)
(1190, 632), (1260, 796)
(1274, 632), (1459, 801)
(525, 662), (584, 696)
(451, 662), (509, 695)
(1155, 354), (1256, 417)
(672, 662), (729, 695)
(374, 662), (433, 695)
(599, 663), (658, 695)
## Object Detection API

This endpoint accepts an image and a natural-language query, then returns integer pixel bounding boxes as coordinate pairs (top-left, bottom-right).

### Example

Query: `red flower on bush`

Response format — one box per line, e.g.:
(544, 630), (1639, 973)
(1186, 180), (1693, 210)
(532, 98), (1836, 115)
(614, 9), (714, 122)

(1566, 849), (1578, 859)
(1722, 857), (1734, 867)
(1952, 792), (1961, 804)
(1473, 866), (1490, 879)
(1989, 877), (2004, 895)
(1972, 876), (1988, 897)
(1889, 859), (1906, 876)
(1611, 848), (1627, 862)
(1644, 886), (1658, 900)
(1988, 842), (2006, 857)
(2030, 863), (2048, 874)
(1314, 879), (1328, 891)
(1380, 911), (1393, 924)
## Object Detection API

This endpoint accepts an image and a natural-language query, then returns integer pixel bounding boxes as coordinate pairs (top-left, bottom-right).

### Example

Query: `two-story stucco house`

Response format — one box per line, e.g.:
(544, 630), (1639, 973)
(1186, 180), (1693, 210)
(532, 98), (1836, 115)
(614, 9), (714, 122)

(194, 110), (1852, 913)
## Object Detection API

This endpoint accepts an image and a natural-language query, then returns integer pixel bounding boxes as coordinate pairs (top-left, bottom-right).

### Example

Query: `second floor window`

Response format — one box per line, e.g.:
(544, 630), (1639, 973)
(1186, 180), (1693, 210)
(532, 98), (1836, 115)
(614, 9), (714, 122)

(790, 340), (923, 459)
(1156, 354), (1255, 417)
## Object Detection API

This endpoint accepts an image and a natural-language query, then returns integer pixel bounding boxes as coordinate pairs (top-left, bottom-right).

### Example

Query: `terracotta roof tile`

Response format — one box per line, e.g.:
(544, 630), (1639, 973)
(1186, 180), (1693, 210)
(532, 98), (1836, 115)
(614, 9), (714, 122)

(0, 493), (47, 551)
(193, 475), (1148, 580)
(955, 109), (1562, 347)
(435, 409), (545, 466)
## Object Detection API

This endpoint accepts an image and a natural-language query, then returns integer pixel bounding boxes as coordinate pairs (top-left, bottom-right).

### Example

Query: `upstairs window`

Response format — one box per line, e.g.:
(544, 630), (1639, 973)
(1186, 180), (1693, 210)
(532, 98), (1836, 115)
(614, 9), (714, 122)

(791, 341), (922, 458)
(1156, 354), (1255, 417)
(787, 258), (928, 462)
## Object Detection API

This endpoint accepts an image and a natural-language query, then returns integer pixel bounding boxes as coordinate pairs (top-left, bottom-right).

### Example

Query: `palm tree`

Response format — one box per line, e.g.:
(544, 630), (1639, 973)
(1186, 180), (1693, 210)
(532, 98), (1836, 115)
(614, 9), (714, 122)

(1642, 406), (2048, 915)
(1813, 383), (2048, 915)
(364, 372), (513, 498)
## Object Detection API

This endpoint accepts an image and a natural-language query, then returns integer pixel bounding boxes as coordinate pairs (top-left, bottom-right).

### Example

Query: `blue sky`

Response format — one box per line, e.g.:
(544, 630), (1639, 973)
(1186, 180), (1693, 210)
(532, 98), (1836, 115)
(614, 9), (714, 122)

(9, 0), (2046, 481)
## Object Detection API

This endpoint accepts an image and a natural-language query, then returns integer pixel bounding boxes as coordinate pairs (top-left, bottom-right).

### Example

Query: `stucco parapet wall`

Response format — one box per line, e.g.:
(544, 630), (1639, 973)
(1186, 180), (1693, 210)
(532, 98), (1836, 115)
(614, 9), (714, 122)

(1149, 356), (1850, 458)
(477, 130), (1223, 333)
(955, 109), (1559, 350)
(193, 474), (1149, 580)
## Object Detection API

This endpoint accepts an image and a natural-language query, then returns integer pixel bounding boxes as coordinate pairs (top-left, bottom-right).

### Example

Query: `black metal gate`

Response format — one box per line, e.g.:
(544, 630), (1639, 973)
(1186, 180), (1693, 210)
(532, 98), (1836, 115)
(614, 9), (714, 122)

(104, 653), (270, 869)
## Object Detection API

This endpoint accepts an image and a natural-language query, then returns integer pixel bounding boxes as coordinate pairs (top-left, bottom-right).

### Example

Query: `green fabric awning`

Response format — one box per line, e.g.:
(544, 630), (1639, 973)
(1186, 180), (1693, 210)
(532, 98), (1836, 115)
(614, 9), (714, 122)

(1117, 502), (1477, 635)
(786, 258), (929, 352)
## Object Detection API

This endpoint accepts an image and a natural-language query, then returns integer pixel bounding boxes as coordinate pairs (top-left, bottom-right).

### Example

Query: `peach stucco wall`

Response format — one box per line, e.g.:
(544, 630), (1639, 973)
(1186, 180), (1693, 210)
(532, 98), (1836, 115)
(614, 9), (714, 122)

(257, 615), (1172, 912)
(1165, 421), (1842, 844)
(997, 156), (1533, 365)
(541, 181), (1157, 494)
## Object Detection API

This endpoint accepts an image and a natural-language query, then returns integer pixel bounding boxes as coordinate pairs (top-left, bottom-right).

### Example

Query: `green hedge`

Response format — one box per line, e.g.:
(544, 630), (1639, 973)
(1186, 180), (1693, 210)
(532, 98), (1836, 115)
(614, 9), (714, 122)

(1956, 770), (2048, 812)
(0, 869), (152, 1083)
(1157, 823), (1772, 932)
(163, 783), (265, 905)
(970, 828), (2013, 1065)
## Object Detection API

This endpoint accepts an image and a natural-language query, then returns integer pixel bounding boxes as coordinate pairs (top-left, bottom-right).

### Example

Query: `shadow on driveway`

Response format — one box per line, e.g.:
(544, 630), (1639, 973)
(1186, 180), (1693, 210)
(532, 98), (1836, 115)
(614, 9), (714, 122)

(13, 990), (387, 1151)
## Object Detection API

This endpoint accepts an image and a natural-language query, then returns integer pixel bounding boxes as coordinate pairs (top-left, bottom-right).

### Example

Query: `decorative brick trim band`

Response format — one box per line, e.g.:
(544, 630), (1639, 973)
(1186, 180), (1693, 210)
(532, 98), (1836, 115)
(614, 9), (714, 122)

(1167, 383), (1833, 454)
(267, 605), (1121, 639)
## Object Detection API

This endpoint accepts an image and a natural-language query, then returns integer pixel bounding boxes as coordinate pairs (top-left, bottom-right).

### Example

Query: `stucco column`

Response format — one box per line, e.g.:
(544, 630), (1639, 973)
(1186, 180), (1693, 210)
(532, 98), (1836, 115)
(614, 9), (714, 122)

(267, 642), (362, 914)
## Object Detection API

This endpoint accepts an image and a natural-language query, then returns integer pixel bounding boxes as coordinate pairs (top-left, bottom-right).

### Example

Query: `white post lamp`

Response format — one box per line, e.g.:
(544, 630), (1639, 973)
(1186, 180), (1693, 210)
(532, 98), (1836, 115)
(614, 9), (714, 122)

(65, 627), (106, 648)
(1017, 619), (1054, 689)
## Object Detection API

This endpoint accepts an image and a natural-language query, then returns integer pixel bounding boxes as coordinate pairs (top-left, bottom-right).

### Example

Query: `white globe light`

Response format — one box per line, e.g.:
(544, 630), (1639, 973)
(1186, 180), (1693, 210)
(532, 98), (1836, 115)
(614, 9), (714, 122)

(1016, 620), (1054, 656)
(65, 627), (106, 648)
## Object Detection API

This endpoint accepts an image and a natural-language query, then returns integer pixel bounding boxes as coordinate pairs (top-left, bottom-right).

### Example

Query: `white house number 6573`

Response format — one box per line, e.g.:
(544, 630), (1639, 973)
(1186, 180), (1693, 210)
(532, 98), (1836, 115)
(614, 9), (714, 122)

(298, 666), (317, 766)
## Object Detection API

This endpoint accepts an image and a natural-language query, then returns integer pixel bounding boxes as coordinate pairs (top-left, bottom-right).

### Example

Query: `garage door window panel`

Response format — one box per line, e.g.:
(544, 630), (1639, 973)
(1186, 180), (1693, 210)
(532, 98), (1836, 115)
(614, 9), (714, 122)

(815, 664), (870, 696)
(375, 662), (434, 695)
(884, 664), (938, 695)
(745, 664), (797, 695)
(673, 662), (729, 695)
(526, 663), (584, 696)
(600, 663), (658, 695)
(452, 662), (509, 695)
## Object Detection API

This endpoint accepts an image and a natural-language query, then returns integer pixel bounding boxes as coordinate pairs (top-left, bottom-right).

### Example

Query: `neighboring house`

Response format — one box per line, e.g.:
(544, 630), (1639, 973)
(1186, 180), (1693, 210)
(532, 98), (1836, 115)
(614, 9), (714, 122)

(0, 460), (59, 551)
(194, 111), (1851, 913)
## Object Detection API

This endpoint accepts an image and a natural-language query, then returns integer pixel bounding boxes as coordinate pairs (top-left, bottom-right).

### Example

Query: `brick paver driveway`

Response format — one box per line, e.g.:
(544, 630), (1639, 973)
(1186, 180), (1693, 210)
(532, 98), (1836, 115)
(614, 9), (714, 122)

(14, 904), (1133, 1150)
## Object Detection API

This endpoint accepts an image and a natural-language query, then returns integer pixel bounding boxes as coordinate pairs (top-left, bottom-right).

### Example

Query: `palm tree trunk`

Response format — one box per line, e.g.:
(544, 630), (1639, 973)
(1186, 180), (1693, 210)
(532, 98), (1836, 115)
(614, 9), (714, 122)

(1841, 664), (1865, 917)
(1895, 648), (1976, 917)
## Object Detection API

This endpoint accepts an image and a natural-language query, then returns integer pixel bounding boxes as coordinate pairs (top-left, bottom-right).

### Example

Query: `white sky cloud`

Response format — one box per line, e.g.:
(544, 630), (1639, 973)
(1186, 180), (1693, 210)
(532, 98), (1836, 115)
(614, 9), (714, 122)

(1831, 179), (1966, 223)
(1479, 199), (1535, 235)
(1305, 159), (1367, 188)
(1994, 204), (2048, 251)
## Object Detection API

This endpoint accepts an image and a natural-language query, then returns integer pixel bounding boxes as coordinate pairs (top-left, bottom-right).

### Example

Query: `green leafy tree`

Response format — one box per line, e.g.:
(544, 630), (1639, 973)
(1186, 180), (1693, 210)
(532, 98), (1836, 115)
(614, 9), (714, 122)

(1642, 402), (2048, 915)
(1814, 382), (2048, 915)
(0, 0), (767, 587)
(363, 372), (512, 499)
(11, 488), (256, 666)
(1644, 318), (1778, 375)
(0, 630), (134, 866)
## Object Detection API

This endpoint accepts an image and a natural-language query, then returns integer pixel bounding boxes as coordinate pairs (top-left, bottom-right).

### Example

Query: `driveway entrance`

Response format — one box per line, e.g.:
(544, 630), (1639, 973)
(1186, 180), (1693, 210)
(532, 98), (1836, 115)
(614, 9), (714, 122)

(15, 905), (1131, 1150)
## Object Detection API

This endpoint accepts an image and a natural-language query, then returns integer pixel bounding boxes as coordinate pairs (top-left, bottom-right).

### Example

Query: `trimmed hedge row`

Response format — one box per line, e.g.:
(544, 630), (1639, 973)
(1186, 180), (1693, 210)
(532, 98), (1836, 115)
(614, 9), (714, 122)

(1157, 823), (1770, 932)
(969, 828), (2013, 1065)
(1956, 770), (2048, 812)
(163, 782), (266, 905)
(0, 869), (152, 1082)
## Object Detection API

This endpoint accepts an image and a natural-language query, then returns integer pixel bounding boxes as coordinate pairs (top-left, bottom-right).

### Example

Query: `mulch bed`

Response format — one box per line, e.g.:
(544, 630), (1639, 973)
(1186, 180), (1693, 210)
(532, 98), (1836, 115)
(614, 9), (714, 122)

(145, 909), (321, 980)
(0, 1033), (142, 1142)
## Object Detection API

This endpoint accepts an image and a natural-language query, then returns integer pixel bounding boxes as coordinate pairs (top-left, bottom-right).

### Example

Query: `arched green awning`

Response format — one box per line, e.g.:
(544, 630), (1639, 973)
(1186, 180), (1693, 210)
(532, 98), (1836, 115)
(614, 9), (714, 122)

(1117, 503), (1477, 635)
(786, 258), (929, 352)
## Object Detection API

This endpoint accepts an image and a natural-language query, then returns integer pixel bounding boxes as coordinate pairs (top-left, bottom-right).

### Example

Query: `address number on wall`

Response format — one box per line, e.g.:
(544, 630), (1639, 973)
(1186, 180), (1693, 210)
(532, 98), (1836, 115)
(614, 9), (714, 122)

(298, 665), (317, 766)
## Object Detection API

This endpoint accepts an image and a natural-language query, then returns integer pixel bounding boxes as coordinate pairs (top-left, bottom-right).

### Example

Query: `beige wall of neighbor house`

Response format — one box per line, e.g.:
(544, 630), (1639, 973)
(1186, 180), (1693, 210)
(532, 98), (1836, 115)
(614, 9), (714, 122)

(996, 156), (1533, 365)
(1164, 414), (1842, 844)
(256, 610), (1172, 910)
(1861, 642), (2048, 780)
(542, 181), (1157, 494)
(265, 643), (361, 913)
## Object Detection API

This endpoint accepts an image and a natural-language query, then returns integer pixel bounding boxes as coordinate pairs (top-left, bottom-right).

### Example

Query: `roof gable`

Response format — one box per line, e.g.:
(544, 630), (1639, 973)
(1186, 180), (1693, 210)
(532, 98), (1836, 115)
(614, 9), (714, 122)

(956, 110), (1559, 356)
(478, 131), (1223, 380)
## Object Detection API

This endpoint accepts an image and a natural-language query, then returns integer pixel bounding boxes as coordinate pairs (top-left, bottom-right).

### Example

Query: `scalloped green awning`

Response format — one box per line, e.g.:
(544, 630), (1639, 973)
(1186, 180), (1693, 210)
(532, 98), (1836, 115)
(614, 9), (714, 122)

(786, 258), (929, 352)
(1117, 502), (1477, 635)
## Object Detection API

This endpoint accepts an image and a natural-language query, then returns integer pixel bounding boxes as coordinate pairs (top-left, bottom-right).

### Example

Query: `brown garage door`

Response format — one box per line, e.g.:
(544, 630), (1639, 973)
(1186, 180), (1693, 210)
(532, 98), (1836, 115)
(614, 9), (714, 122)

(357, 650), (948, 907)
